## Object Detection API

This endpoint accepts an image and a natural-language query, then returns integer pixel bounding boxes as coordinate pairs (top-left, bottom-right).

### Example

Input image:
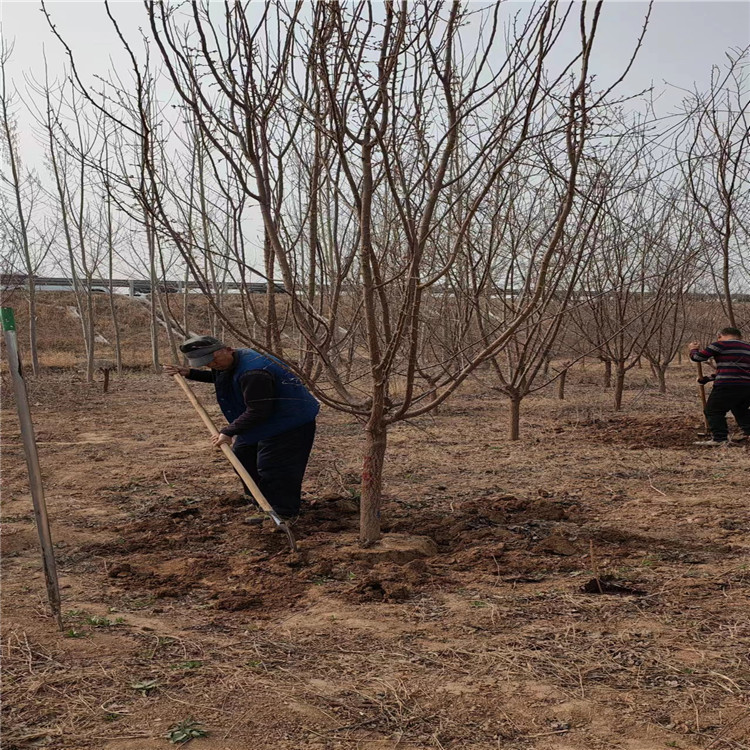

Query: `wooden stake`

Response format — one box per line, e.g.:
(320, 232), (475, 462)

(1, 308), (63, 630)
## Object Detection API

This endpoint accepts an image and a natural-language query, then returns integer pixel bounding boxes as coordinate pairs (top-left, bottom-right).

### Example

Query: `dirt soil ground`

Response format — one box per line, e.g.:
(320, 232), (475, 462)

(2, 365), (749, 750)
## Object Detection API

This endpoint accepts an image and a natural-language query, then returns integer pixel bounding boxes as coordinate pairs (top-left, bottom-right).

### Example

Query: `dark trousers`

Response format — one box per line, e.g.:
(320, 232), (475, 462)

(233, 420), (316, 517)
(705, 386), (750, 441)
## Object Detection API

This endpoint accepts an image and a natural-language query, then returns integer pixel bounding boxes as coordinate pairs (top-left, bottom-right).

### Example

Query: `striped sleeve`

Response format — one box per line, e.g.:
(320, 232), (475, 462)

(692, 340), (750, 386)
(689, 343), (721, 362)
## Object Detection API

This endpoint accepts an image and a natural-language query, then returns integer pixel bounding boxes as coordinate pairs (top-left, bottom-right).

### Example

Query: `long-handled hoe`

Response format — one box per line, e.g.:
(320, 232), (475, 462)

(696, 362), (711, 437)
(171, 374), (298, 552)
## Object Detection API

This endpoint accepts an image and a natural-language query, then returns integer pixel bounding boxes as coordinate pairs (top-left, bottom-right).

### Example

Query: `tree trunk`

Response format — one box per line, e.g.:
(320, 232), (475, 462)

(108, 290), (123, 375)
(264, 234), (282, 355)
(360, 416), (387, 545)
(27, 283), (40, 376)
(656, 366), (667, 394)
(104, 164), (122, 374)
(145, 207), (160, 372)
(107, 248), (123, 375)
(509, 395), (521, 441)
(2, 70), (38, 374)
(558, 368), (567, 400)
(613, 364), (626, 411)
(156, 288), (179, 362)
(182, 269), (191, 342)
(603, 359), (612, 389)
(721, 229), (736, 328)
(345, 333), (356, 382)
(84, 283), (96, 383)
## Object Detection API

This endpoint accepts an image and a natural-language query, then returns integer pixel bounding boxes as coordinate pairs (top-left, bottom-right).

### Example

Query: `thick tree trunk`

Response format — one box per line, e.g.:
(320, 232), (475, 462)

(360, 416), (387, 545)
(603, 359), (612, 389)
(358, 133), (386, 547)
(558, 368), (567, 400)
(613, 364), (626, 411)
(656, 366), (667, 394)
(509, 396), (521, 441)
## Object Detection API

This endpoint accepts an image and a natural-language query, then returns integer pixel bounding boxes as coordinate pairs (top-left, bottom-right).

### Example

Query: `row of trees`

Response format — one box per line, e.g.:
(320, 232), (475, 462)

(2, 2), (749, 542)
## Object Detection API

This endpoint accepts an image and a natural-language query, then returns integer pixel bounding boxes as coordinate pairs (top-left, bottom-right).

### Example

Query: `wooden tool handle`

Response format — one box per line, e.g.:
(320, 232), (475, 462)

(696, 362), (708, 408)
(696, 362), (709, 432)
(172, 374), (275, 516)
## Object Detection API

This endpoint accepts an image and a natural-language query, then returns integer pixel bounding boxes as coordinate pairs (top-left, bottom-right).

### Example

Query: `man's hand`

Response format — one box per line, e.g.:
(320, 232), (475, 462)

(687, 341), (701, 351)
(163, 364), (189, 377)
(697, 375), (715, 385)
(211, 433), (233, 448)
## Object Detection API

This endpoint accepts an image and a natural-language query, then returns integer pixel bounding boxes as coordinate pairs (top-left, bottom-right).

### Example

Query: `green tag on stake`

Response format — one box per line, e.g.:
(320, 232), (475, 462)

(1, 307), (16, 332)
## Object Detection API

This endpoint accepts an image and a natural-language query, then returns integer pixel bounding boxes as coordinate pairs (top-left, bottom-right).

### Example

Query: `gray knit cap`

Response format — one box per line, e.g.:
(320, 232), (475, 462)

(180, 335), (226, 367)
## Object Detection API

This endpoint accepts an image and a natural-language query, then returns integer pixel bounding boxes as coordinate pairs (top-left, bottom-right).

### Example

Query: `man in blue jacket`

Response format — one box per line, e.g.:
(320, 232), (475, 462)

(164, 335), (319, 520)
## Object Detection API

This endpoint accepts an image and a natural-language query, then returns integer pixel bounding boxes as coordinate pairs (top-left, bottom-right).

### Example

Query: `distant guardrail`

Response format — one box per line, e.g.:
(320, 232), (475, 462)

(0, 274), (286, 296)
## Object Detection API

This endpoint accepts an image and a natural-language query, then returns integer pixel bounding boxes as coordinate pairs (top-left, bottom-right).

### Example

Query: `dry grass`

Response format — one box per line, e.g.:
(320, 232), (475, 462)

(2, 302), (750, 749)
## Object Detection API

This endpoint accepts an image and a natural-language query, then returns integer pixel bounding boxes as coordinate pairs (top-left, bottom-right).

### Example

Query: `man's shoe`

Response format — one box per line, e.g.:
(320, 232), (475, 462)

(693, 439), (728, 446)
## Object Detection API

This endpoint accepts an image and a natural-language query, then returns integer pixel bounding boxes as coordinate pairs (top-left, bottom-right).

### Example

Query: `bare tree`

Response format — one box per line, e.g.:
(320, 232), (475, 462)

(570, 174), (698, 410)
(641, 186), (704, 392)
(682, 49), (750, 327)
(101, 133), (124, 374)
(465, 148), (610, 439)
(0, 41), (51, 375)
(47, 0), (650, 543)
(34, 72), (107, 382)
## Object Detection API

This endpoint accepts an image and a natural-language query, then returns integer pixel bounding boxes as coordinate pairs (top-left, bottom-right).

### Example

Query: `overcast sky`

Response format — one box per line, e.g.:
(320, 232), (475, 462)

(3, 1), (749, 109)
(1, 1), (748, 278)
(2, 0), (746, 185)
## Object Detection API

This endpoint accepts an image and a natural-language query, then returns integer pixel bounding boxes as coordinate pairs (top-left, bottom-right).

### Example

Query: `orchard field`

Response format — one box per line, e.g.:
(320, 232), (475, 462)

(3, 3), (750, 748)
(2, 299), (749, 750)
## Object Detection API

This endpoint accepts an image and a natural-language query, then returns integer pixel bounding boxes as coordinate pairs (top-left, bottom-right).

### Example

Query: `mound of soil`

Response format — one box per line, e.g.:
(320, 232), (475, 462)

(578, 415), (699, 449)
(386, 493), (581, 553)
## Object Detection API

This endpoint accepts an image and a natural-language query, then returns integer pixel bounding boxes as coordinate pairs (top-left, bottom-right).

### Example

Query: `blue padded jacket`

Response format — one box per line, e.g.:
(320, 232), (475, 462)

(215, 349), (319, 446)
